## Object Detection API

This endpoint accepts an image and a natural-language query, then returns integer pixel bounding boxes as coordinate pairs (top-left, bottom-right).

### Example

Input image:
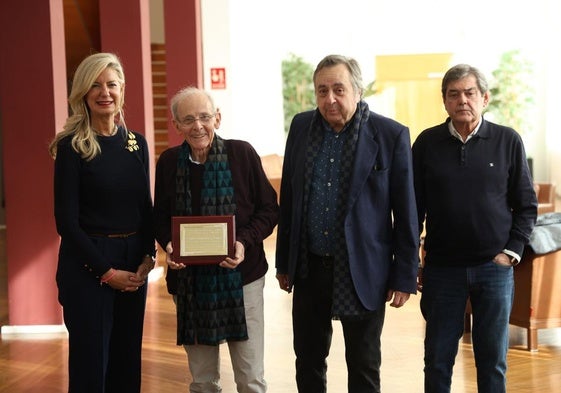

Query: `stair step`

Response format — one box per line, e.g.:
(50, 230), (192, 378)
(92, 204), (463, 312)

(152, 43), (169, 159)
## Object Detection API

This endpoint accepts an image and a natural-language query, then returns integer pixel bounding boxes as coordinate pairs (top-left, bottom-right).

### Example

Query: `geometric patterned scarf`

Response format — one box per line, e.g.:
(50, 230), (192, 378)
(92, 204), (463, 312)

(300, 101), (371, 318)
(174, 135), (247, 345)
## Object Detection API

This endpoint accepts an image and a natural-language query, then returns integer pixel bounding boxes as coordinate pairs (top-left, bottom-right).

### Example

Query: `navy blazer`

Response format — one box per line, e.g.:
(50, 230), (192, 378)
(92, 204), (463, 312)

(276, 107), (419, 311)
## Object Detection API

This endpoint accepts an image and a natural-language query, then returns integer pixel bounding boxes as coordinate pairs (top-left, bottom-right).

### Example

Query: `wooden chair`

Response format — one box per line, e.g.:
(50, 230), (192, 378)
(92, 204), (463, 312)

(260, 154), (283, 203)
(464, 246), (561, 351)
(534, 182), (556, 214)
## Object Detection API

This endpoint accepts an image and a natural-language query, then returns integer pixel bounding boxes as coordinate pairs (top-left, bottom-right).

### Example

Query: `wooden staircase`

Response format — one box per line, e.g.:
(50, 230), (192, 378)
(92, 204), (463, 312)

(151, 43), (169, 160)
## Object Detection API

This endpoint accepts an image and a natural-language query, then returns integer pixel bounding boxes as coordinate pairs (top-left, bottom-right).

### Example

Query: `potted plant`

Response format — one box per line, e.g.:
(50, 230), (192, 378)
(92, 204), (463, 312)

(485, 49), (536, 174)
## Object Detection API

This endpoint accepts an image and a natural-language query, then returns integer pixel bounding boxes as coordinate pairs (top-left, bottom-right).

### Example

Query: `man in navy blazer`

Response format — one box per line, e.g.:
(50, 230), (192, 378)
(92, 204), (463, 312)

(275, 54), (419, 393)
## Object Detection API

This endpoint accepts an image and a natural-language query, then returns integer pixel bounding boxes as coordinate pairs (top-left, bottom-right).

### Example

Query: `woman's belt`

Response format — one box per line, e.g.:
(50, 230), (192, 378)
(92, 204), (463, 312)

(87, 231), (138, 238)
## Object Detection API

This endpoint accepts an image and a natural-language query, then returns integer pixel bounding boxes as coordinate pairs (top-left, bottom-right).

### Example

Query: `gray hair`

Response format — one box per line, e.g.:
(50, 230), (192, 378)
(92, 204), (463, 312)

(313, 54), (364, 97)
(170, 86), (216, 120)
(441, 64), (489, 98)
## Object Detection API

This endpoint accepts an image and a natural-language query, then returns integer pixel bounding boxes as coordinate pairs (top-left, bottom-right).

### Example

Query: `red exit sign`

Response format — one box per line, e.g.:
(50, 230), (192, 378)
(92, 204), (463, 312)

(210, 67), (226, 89)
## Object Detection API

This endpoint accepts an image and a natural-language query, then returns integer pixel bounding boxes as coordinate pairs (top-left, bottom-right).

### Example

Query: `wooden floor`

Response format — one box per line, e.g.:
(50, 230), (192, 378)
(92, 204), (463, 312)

(1, 229), (561, 392)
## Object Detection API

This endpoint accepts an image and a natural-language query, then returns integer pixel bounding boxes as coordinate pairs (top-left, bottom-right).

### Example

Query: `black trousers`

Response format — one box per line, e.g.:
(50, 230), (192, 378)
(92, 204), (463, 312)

(292, 254), (385, 393)
(58, 234), (147, 393)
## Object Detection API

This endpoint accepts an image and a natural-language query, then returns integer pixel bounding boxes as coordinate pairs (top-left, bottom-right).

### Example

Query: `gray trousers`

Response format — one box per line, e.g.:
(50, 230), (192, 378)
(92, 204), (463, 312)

(180, 275), (267, 393)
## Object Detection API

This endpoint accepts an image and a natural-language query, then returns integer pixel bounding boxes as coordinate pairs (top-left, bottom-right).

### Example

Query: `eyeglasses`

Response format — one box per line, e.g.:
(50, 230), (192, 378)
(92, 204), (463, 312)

(177, 114), (215, 127)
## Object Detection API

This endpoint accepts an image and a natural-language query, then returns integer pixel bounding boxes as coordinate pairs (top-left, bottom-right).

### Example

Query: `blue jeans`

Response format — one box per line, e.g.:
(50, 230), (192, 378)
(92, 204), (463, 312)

(420, 260), (514, 393)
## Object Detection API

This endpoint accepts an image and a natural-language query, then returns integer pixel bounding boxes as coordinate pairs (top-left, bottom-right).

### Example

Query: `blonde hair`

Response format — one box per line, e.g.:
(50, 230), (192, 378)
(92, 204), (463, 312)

(48, 52), (126, 160)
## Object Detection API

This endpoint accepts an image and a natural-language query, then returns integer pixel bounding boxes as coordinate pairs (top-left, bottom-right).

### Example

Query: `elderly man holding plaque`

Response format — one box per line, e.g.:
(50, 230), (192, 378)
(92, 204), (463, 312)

(154, 86), (279, 393)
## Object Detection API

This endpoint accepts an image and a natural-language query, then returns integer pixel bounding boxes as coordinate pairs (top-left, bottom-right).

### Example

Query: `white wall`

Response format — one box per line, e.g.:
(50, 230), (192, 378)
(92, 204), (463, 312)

(152, 0), (561, 186)
(200, 0), (286, 155)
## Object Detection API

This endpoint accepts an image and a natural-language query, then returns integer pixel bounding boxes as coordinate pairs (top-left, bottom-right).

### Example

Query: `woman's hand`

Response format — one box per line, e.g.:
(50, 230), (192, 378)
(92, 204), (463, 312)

(134, 254), (155, 281)
(102, 268), (144, 292)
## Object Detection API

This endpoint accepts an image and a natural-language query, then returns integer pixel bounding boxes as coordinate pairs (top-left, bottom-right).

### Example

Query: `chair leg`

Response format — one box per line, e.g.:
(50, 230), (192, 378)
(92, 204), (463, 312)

(527, 328), (538, 351)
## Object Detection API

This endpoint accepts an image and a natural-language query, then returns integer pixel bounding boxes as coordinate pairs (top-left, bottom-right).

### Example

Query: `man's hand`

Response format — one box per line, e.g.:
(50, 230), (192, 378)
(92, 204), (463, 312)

(165, 241), (186, 270)
(386, 290), (410, 308)
(220, 241), (245, 269)
(493, 252), (515, 267)
(276, 273), (291, 293)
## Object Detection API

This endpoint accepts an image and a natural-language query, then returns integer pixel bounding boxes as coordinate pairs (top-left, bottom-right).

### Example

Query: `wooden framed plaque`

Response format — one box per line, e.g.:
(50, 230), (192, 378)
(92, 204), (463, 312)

(171, 215), (236, 265)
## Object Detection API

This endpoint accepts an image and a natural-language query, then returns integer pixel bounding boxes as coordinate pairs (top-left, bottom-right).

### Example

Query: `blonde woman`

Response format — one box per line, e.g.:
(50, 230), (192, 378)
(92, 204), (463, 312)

(49, 52), (155, 393)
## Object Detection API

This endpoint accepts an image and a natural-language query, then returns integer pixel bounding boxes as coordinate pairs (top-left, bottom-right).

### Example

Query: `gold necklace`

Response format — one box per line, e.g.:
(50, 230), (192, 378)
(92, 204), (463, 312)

(92, 125), (118, 136)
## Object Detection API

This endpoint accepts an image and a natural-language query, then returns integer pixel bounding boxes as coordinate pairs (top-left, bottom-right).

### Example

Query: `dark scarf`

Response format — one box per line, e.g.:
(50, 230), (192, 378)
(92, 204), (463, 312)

(174, 136), (247, 345)
(301, 101), (371, 318)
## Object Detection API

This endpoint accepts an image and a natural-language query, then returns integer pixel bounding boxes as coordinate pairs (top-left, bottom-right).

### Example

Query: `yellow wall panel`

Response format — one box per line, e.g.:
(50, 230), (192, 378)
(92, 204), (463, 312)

(375, 53), (453, 141)
(376, 53), (453, 81)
